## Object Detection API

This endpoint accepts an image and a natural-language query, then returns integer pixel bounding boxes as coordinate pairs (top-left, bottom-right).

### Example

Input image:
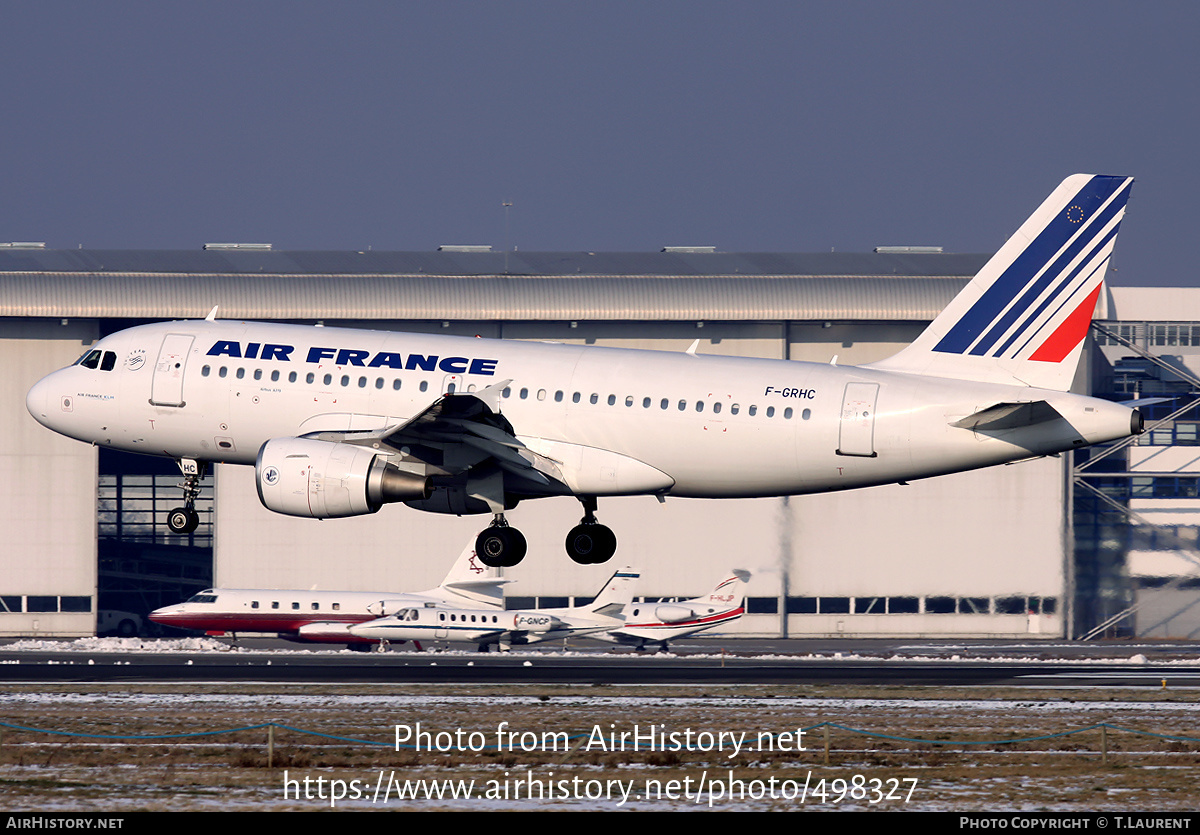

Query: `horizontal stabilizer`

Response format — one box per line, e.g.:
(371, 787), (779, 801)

(1120, 397), (1174, 408)
(951, 400), (1063, 432)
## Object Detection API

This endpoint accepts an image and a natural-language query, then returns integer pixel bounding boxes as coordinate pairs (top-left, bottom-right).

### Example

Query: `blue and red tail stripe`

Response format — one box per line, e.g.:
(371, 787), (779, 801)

(933, 175), (1131, 359)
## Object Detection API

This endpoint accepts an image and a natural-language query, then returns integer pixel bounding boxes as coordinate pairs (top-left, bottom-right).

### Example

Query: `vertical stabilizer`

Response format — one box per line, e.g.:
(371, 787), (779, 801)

(426, 541), (508, 607)
(585, 567), (640, 614)
(868, 174), (1133, 390)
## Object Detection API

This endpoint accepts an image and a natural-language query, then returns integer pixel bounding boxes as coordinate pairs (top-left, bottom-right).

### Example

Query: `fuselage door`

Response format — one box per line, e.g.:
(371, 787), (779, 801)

(150, 334), (195, 407)
(837, 382), (879, 457)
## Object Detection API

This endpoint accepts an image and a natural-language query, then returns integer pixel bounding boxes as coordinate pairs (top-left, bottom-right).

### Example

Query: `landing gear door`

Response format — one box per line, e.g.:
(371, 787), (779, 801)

(150, 334), (195, 407)
(837, 382), (879, 457)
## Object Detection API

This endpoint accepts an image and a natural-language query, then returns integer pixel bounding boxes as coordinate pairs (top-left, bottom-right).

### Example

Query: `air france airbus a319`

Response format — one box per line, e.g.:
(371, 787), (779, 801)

(26, 174), (1143, 567)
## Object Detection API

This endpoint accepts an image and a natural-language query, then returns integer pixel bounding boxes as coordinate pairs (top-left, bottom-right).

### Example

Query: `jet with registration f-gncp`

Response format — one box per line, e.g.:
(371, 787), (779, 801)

(348, 567), (640, 650)
(26, 175), (1144, 568)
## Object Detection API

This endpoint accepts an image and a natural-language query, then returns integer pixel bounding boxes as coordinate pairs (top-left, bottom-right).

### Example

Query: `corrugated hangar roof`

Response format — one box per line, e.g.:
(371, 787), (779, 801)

(0, 249), (987, 321)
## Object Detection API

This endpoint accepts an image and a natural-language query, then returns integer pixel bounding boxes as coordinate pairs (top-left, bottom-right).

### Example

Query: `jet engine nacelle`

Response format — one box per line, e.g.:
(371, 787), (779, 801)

(256, 437), (430, 518)
(654, 605), (698, 623)
(405, 484), (520, 515)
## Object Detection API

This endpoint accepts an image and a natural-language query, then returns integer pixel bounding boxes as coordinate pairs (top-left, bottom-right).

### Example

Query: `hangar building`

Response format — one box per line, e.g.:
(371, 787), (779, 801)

(0, 244), (1191, 640)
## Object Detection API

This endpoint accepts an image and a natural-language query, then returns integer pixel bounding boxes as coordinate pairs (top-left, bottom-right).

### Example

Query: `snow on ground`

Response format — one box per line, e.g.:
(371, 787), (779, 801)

(0, 635), (1192, 666)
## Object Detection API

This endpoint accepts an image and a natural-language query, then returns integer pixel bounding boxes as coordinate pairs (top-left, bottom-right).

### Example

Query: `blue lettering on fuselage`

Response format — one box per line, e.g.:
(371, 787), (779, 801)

(207, 341), (498, 376)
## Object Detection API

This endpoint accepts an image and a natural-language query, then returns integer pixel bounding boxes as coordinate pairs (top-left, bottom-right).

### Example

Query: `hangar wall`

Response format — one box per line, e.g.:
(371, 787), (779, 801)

(0, 319), (99, 636)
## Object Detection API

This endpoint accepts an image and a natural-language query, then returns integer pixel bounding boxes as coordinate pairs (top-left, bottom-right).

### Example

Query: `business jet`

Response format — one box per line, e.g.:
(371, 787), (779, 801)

(597, 569), (749, 650)
(26, 174), (1142, 568)
(148, 540), (507, 647)
(348, 567), (639, 650)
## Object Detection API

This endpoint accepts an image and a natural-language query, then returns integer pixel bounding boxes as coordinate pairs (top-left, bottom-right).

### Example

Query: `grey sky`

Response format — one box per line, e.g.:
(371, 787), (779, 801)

(1, 1), (1194, 284)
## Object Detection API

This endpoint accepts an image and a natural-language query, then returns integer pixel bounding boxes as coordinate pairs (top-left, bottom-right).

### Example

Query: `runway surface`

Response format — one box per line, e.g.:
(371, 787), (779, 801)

(1, 637), (1196, 687)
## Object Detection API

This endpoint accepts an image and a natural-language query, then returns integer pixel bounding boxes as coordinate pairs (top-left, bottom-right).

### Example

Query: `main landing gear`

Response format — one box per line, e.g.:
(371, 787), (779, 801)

(167, 459), (206, 535)
(475, 515), (528, 568)
(474, 496), (617, 568)
(565, 496), (616, 565)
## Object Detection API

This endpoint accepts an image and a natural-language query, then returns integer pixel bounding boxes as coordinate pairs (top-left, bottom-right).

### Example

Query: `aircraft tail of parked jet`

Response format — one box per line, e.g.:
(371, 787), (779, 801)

(601, 569), (749, 649)
(416, 540), (510, 608)
(868, 174), (1133, 391)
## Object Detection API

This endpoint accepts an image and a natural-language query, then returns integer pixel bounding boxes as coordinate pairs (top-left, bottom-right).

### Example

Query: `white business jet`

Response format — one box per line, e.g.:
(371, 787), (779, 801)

(147, 540), (508, 647)
(597, 569), (750, 650)
(26, 174), (1142, 568)
(348, 567), (638, 650)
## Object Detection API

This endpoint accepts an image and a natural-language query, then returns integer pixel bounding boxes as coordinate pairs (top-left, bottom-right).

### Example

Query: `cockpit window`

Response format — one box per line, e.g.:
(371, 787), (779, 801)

(77, 349), (102, 369)
(186, 593), (218, 604)
(76, 349), (118, 371)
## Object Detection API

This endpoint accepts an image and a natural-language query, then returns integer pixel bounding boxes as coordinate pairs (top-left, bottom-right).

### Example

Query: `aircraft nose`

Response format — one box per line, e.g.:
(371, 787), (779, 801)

(26, 374), (55, 428)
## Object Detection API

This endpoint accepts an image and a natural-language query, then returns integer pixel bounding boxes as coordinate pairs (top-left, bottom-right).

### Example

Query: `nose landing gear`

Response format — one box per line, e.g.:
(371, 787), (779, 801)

(166, 458), (206, 535)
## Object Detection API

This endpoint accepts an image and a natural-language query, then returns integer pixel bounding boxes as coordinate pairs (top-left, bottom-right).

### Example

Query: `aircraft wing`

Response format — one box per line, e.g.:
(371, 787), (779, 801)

(305, 380), (568, 494)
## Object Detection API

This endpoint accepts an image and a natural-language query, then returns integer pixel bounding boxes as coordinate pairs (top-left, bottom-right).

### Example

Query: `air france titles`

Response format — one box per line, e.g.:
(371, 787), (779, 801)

(206, 341), (499, 376)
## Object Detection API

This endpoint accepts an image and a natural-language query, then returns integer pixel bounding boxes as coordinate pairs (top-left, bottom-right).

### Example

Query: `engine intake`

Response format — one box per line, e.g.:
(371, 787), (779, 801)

(256, 437), (430, 518)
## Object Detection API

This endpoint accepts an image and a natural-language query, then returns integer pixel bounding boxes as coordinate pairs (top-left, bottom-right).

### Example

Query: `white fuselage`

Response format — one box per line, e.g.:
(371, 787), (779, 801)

(148, 586), (502, 644)
(349, 602), (619, 646)
(26, 319), (1137, 502)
